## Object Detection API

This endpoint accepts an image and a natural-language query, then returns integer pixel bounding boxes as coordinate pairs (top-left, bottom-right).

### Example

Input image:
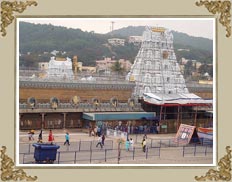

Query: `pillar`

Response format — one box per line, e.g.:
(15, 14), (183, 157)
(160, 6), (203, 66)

(40, 113), (45, 129)
(19, 114), (23, 129)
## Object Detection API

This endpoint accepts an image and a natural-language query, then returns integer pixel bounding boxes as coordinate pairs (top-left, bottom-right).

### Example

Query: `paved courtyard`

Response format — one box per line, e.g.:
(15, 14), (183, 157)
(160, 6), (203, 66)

(18, 129), (213, 165)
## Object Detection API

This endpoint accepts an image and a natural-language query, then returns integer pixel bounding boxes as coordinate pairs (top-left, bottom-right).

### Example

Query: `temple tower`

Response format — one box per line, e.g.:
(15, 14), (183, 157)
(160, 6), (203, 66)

(127, 27), (189, 98)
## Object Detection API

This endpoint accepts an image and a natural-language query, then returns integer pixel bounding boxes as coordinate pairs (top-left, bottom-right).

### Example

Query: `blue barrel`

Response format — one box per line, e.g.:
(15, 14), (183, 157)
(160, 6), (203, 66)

(32, 143), (60, 163)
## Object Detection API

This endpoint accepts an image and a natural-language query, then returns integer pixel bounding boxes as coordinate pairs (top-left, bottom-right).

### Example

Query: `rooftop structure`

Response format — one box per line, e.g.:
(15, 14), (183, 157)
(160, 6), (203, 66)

(128, 36), (143, 45)
(96, 57), (132, 73)
(108, 38), (125, 46)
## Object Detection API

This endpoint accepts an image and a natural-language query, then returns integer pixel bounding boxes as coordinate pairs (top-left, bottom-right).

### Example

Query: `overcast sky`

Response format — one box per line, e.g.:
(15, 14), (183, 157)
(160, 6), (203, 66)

(20, 18), (214, 40)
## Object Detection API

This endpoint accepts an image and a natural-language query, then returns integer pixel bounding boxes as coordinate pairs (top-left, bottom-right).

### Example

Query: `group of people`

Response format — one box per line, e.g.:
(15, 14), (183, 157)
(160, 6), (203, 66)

(28, 129), (147, 152)
(48, 130), (71, 145)
(125, 137), (146, 152)
(28, 129), (42, 142)
(125, 138), (134, 151)
(89, 126), (102, 137)
(28, 129), (68, 145)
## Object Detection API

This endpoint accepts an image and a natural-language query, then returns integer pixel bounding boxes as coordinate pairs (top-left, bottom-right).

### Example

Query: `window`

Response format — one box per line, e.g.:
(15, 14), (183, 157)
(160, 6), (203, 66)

(144, 86), (151, 93)
(146, 61), (151, 70)
(144, 73), (151, 83)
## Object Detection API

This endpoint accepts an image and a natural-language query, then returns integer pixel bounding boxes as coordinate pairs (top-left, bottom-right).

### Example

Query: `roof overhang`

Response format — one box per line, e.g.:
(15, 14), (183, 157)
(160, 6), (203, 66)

(143, 93), (213, 107)
(82, 112), (156, 121)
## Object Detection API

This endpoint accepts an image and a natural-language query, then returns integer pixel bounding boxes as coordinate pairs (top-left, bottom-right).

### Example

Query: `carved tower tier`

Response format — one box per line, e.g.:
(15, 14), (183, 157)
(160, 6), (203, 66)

(127, 27), (189, 98)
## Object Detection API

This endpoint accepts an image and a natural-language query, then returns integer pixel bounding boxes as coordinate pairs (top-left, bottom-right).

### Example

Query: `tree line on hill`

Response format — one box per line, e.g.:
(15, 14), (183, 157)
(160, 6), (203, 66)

(19, 22), (213, 68)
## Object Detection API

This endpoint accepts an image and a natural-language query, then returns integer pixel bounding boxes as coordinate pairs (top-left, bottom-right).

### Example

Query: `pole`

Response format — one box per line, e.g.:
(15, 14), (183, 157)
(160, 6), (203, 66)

(194, 106), (198, 127)
(159, 106), (163, 133)
(74, 151), (77, 164)
(118, 142), (121, 164)
(90, 149), (92, 163)
(105, 149), (107, 162)
(177, 106), (180, 132)
(41, 113), (45, 129)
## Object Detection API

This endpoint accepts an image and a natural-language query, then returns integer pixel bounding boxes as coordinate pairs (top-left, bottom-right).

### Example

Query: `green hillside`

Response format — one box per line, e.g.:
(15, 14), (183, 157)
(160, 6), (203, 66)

(110, 26), (213, 53)
(19, 22), (213, 68)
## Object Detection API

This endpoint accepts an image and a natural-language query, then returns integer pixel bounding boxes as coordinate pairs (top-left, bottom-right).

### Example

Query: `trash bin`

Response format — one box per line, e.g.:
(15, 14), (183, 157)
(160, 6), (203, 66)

(32, 143), (60, 163)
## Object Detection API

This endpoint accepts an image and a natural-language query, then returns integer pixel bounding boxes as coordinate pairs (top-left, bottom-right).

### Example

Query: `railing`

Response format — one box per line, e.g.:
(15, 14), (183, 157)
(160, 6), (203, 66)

(19, 138), (213, 164)
(19, 76), (134, 85)
(19, 102), (143, 111)
(19, 132), (213, 151)
(182, 145), (213, 157)
(19, 140), (114, 154)
(149, 138), (213, 148)
(20, 146), (161, 164)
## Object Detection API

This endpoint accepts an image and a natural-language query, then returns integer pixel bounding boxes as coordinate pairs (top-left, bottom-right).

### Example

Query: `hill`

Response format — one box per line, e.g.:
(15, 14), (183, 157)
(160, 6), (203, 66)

(19, 22), (213, 68)
(110, 26), (213, 53)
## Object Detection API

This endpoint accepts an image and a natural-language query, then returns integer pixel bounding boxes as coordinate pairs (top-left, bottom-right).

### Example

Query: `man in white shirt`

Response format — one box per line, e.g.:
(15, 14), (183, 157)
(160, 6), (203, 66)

(129, 138), (134, 151)
(96, 135), (103, 148)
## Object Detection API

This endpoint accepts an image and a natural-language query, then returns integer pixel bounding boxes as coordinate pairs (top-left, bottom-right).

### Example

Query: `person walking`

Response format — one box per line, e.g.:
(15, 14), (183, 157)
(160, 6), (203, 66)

(102, 134), (105, 146)
(129, 138), (134, 151)
(38, 130), (43, 143)
(89, 126), (92, 137)
(125, 139), (130, 151)
(142, 138), (146, 152)
(96, 135), (103, 148)
(64, 132), (70, 146)
(48, 129), (54, 144)
(28, 130), (35, 141)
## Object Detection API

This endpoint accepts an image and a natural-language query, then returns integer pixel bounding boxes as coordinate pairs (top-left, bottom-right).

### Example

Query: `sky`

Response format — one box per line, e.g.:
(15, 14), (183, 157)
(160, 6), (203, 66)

(19, 18), (214, 40)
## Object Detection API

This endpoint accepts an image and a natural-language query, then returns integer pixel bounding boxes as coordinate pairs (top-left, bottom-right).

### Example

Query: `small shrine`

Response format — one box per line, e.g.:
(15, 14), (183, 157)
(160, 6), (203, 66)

(47, 57), (74, 79)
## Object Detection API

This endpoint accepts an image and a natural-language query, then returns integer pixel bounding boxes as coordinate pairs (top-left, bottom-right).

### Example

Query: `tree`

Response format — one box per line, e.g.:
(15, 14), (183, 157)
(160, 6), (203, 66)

(198, 63), (208, 75)
(184, 60), (193, 77)
(111, 61), (124, 74)
(198, 63), (213, 78)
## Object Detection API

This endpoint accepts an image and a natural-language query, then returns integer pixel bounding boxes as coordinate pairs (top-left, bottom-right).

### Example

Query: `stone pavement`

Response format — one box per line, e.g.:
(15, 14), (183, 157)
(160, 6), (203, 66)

(19, 129), (213, 165)
(19, 129), (176, 151)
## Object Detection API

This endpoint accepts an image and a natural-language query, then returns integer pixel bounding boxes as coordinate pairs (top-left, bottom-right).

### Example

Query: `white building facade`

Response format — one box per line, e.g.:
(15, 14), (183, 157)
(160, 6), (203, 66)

(47, 57), (74, 79)
(128, 36), (143, 45)
(108, 38), (125, 46)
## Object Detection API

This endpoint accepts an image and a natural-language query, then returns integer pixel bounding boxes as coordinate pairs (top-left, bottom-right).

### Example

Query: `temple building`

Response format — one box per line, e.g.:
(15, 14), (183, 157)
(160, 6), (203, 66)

(47, 57), (74, 79)
(127, 27), (212, 106)
(126, 27), (213, 133)
(127, 27), (189, 97)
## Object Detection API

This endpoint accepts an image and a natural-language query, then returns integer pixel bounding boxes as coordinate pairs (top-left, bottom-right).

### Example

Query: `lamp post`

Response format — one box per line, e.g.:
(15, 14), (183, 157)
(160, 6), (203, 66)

(117, 141), (121, 164)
